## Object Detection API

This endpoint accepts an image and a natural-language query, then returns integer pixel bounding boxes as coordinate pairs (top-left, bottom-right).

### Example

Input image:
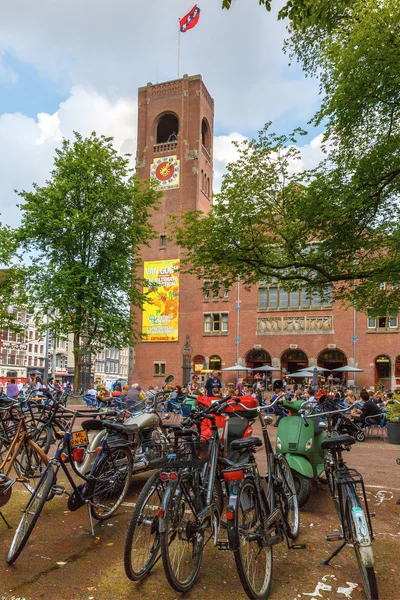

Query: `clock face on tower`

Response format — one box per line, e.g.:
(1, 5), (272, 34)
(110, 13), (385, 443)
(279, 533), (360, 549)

(150, 155), (180, 190)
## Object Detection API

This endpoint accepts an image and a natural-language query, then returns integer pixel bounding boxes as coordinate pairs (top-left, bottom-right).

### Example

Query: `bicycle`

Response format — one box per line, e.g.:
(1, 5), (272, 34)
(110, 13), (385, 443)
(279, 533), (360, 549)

(0, 399), (49, 528)
(223, 397), (302, 600)
(124, 399), (230, 591)
(7, 405), (136, 564)
(307, 408), (378, 600)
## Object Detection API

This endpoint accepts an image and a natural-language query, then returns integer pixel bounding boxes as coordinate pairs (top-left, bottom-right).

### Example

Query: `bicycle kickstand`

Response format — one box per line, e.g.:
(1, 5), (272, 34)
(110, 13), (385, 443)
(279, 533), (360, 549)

(321, 540), (347, 565)
(86, 502), (95, 537)
(0, 510), (12, 529)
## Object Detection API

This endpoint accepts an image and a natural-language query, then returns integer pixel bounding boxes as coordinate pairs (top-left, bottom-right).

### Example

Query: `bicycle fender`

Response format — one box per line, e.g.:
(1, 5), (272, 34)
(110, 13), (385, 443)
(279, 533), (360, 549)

(284, 454), (314, 479)
(226, 481), (240, 551)
(158, 480), (179, 534)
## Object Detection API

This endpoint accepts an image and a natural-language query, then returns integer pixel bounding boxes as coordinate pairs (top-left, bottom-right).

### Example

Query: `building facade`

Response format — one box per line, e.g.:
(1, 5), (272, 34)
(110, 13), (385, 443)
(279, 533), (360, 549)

(132, 74), (400, 392)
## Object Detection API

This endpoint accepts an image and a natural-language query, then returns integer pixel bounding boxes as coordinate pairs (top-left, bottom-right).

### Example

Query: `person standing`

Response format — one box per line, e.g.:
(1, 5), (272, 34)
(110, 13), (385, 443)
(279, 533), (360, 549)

(205, 371), (222, 397)
(6, 378), (19, 398)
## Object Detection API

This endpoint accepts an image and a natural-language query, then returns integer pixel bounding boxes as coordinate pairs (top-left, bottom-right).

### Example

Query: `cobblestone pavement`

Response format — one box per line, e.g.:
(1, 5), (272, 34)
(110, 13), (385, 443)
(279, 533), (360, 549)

(0, 423), (399, 600)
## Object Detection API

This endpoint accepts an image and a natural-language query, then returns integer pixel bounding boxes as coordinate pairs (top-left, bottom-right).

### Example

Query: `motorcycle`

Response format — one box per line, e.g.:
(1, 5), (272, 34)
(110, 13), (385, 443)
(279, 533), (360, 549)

(72, 376), (174, 476)
(275, 398), (329, 507)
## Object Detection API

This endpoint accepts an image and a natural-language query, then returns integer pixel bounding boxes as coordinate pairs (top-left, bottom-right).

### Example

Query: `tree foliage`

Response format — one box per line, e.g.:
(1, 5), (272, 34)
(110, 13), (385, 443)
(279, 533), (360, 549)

(17, 132), (161, 386)
(180, 0), (400, 313)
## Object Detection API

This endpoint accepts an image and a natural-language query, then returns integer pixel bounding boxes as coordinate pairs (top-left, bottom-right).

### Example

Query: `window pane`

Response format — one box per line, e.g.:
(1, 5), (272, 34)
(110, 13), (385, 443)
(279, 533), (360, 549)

(259, 289), (267, 309)
(312, 291), (321, 306)
(322, 286), (333, 305)
(301, 288), (310, 306)
(378, 316), (387, 328)
(204, 314), (211, 332)
(269, 287), (278, 308)
(389, 311), (398, 328)
(279, 289), (288, 307)
(368, 316), (376, 328)
(290, 291), (300, 307)
(221, 314), (228, 331)
(213, 314), (220, 331)
(161, 363), (165, 375)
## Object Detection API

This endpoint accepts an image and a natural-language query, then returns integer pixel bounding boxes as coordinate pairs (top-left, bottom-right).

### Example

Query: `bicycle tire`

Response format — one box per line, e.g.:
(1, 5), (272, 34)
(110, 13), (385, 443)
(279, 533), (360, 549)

(124, 471), (164, 580)
(160, 473), (204, 593)
(7, 466), (55, 565)
(31, 423), (52, 454)
(13, 439), (48, 494)
(277, 455), (299, 539)
(89, 445), (132, 520)
(345, 491), (379, 600)
(233, 477), (273, 600)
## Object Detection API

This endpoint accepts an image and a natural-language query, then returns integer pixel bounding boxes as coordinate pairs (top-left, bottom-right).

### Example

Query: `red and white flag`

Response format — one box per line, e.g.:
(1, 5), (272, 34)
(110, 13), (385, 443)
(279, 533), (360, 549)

(179, 4), (201, 32)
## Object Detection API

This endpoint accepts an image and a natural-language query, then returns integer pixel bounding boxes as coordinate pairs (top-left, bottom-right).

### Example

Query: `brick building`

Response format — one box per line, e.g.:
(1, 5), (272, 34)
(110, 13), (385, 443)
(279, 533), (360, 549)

(132, 74), (400, 392)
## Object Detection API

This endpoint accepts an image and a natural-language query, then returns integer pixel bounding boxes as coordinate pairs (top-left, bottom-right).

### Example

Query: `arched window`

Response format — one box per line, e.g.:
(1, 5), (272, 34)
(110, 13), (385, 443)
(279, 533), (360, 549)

(245, 348), (271, 369)
(317, 348), (347, 371)
(201, 170), (204, 191)
(281, 349), (308, 375)
(209, 355), (221, 371)
(201, 117), (211, 150)
(156, 113), (179, 144)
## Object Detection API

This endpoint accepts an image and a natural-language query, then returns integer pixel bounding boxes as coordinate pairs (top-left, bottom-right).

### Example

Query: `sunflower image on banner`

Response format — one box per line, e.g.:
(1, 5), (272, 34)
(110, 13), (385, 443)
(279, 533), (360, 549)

(142, 259), (180, 342)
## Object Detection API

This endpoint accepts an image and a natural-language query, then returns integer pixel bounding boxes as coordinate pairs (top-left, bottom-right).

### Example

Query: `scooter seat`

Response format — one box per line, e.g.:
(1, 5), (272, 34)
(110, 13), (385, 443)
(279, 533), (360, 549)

(81, 419), (104, 431)
(230, 436), (263, 451)
(320, 435), (356, 450)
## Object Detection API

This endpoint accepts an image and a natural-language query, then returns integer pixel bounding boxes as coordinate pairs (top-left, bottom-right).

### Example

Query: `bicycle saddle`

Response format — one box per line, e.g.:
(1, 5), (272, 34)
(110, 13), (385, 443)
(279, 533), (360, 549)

(230, 436), (263, 451)
(321, 435), (356, 450)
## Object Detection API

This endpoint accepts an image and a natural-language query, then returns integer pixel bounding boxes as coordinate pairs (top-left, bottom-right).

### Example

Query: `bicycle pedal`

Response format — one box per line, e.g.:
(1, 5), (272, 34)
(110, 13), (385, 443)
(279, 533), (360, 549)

(290, 544), (306, 550)
(52, 485), (66, 496)
(369, 511), (376, 517)
(216, 540), (230, 551)
(16, 477), (28, 483)
(325, 534), (343, 542)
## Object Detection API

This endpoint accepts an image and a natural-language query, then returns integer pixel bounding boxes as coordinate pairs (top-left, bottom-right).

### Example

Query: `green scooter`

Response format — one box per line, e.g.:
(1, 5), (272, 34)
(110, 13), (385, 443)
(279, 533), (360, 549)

(275, 398), (328, 507)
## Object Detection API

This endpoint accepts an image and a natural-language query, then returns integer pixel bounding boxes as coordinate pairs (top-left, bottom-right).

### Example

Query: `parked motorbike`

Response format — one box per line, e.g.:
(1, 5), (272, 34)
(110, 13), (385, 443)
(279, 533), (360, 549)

(72, 376), (174, 476)
(275, 398), (329, 507)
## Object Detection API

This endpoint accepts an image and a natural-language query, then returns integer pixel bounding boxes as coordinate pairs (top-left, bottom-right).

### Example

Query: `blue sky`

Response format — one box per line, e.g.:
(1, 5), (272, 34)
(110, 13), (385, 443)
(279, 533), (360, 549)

(0, 0), (324, 227)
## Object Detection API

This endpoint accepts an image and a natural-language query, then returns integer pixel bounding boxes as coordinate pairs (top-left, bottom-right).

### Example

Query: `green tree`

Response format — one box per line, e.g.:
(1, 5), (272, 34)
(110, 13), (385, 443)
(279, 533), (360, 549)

(180, 0), (400, 312)
(17, 132), (161, 389)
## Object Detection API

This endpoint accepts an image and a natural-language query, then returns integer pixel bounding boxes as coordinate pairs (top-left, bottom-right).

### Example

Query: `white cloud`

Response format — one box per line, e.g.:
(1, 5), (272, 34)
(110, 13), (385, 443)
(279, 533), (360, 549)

(0, 0), (319, 132)
(0, 87), (138, 226)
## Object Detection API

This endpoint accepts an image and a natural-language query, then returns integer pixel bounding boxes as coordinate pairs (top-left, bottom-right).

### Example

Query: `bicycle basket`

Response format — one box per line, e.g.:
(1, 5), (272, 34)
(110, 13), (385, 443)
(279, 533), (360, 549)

(162, 435), (210, 471)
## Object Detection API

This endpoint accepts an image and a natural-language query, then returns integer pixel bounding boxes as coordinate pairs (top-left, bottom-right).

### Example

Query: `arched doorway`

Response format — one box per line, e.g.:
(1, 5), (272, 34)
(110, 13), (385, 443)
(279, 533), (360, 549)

(281, 349), (308, 376)
(395, 355), (400, 390)
(208, 354), (221, 372)
(192, 354), (205, 384)
(318, 348), (347, 372)
(375, 355), (391, 389)
(245, 348), (271, 370)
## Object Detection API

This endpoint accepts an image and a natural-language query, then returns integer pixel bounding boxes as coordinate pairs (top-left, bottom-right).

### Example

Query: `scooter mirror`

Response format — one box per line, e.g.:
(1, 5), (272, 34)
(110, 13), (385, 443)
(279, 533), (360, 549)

(300, 401), (313, 416)
(264, 414), (274, 425)
(165, 375), (174, 384)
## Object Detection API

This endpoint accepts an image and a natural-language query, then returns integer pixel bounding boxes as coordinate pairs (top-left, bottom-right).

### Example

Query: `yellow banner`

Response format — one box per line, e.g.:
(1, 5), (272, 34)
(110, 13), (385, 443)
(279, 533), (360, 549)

(142, 259), (180, 342)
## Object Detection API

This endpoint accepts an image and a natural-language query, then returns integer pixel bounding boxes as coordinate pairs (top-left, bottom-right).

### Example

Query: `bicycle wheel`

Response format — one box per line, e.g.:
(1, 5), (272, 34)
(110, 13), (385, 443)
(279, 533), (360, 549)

(13, 440), (48, 494)
(89, 445), (132, 520)
(346, 493), (379, 600)
(277, 455), (299, 540)
(160, 473), (204, 593)
(7, 466), (55, 565)
(124, 471), (165, 580)
(234, 478), (273, 600)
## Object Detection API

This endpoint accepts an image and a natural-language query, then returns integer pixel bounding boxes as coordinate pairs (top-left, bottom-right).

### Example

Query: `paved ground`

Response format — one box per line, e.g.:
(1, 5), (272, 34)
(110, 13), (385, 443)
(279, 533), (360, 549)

(1, 419), (399, 600)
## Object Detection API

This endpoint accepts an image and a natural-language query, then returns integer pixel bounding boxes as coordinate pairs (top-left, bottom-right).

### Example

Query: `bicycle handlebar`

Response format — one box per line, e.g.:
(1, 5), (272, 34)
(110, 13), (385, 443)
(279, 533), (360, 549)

(306, 407), (352, 419)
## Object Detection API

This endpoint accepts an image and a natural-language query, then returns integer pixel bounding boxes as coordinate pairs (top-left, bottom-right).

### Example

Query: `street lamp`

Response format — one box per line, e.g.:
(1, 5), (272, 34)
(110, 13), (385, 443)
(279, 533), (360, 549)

(181, 335), (192, 387)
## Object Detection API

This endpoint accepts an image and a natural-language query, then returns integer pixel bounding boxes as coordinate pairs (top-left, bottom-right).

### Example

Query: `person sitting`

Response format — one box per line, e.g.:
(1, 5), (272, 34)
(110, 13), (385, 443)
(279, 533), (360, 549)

(352, 390), (381, 426)
(96, 386), (113, 404)
(167, 385), (185, 411)
(125, 383), (145, 412)
(212, 387), (222, 399)
(269, 380), (286, 427)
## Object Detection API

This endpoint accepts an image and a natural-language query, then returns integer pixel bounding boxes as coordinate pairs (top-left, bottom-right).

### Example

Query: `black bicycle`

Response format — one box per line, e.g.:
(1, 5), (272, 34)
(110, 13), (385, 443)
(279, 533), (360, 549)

(308, 409), (378, 600)
(7, 405), (135, 564)
(223, 397), (301, 600)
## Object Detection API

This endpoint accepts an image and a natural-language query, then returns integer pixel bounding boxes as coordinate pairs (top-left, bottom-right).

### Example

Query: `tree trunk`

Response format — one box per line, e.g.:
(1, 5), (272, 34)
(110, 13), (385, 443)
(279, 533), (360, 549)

(73, 332), (80, 392)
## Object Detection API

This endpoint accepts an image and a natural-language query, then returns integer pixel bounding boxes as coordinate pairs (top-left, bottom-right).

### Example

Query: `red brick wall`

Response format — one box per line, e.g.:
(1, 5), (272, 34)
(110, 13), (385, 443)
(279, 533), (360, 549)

(132, 75), (400, 391)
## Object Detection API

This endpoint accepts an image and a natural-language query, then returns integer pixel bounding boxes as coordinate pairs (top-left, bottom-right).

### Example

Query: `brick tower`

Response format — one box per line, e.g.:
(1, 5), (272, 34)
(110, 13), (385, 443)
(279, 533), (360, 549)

(133, 74), (214, 387)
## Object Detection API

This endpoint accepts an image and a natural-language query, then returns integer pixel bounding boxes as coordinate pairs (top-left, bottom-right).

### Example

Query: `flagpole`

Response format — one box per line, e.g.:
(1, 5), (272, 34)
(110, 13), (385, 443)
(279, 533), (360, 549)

(177, 17), (181, 79)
